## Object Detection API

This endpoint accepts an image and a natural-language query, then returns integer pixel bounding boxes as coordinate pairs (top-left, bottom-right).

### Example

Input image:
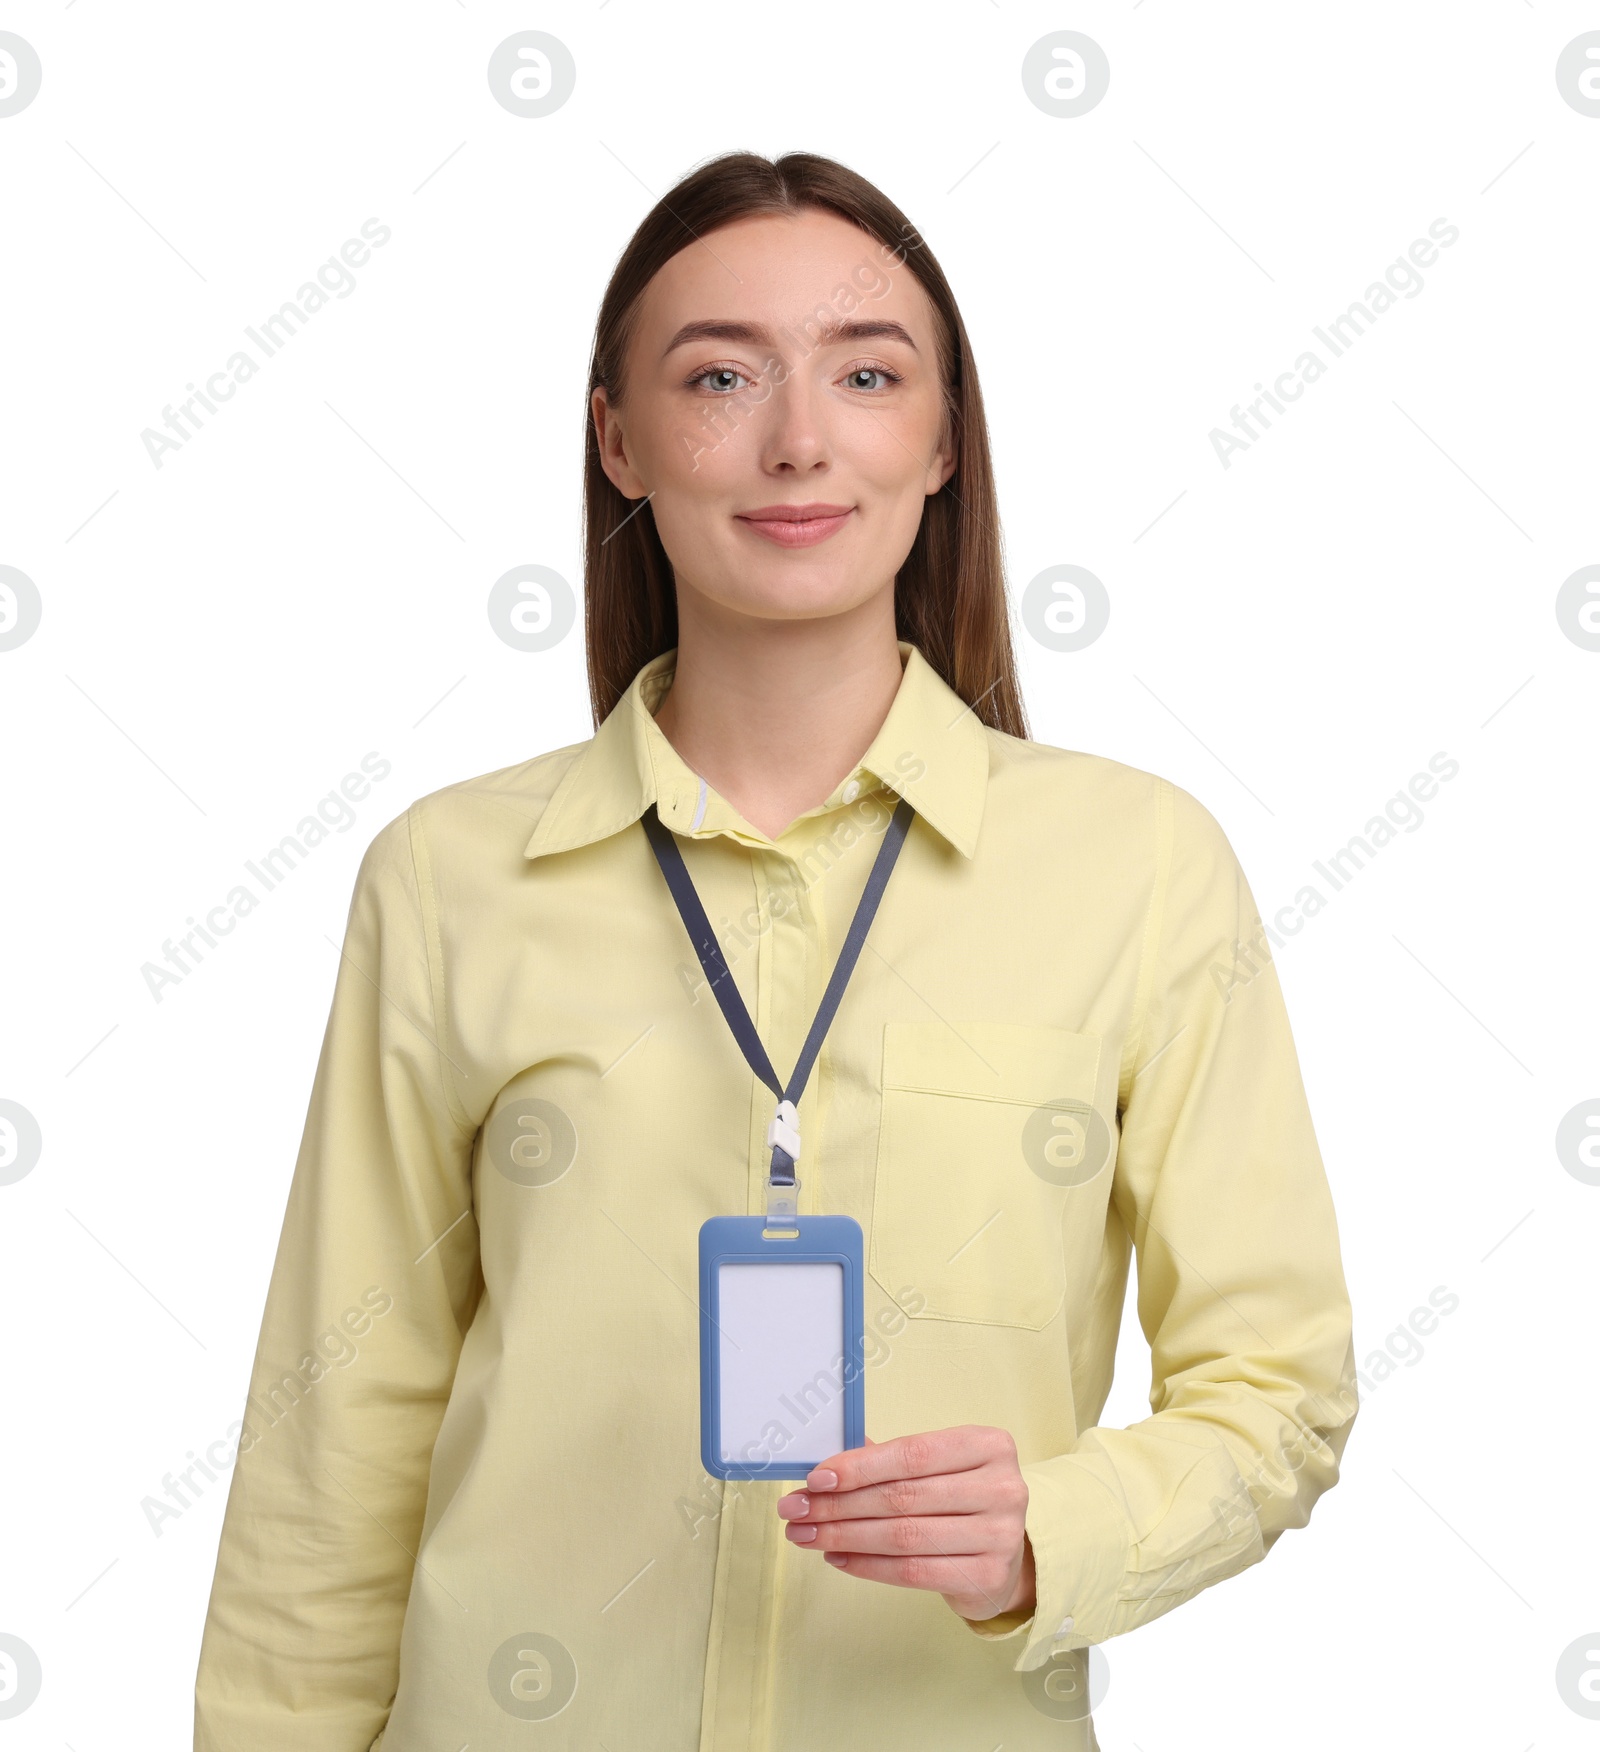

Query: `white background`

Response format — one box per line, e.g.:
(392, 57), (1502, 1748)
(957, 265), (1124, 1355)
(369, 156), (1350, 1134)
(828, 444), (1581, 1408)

(2, 2), (1597, 1746)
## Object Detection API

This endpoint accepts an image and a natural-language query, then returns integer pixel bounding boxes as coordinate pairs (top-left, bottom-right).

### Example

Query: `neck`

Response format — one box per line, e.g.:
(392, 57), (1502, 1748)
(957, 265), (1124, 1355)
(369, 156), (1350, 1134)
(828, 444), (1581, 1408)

(652, 588), (905, 841)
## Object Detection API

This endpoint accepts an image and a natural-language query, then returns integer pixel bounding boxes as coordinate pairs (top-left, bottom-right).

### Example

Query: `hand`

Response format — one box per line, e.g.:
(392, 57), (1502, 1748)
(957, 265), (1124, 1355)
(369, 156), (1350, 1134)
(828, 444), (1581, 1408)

(776, 1425), (1036, 1624)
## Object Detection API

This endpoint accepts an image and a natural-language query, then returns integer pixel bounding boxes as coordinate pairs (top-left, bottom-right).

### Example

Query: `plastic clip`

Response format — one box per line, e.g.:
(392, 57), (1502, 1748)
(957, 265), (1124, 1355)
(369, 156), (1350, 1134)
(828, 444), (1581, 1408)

(764, 1100), (802, 1229)
(764, 1175), (801, 1227)
(765, 1099), (801, 1163)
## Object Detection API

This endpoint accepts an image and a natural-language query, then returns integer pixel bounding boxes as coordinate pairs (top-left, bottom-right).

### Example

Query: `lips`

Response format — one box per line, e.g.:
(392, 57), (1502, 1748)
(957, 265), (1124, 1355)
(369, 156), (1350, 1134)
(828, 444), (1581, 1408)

(734, 503), (855, 549)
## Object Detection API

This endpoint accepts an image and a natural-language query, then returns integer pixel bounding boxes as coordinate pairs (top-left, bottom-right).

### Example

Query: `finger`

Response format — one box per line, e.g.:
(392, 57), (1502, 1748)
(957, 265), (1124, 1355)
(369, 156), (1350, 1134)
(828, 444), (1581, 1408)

(818, 1548), (1017, 1611)
(784, 1510), (1010, 1558)
(781, 1467), (998, 1523)
(806, 1425), (1004, 1494)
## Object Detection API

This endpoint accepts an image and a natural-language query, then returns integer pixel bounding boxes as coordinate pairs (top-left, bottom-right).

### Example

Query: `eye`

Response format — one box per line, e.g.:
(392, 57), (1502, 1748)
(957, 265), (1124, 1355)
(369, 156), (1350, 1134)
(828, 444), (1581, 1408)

(840, 363), (903, 393)
(688, 364), (754, 395)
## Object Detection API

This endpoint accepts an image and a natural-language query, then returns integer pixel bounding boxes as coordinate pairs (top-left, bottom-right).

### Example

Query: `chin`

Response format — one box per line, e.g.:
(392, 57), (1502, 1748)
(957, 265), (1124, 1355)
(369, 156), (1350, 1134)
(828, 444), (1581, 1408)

(692, 551), (881, 622)
(717, 578), (880, 623)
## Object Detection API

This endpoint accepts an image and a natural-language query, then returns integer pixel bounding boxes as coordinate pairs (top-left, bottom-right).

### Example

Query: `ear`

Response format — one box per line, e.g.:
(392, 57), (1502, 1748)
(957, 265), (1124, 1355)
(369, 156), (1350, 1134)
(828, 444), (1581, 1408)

(591, 384), (650, 501)
(926, 428), (958, 496)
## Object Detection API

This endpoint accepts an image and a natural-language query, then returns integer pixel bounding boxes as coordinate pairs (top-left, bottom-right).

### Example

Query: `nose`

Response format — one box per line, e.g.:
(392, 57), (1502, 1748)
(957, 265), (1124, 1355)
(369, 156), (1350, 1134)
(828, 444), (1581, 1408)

(757, 371), (832, 476)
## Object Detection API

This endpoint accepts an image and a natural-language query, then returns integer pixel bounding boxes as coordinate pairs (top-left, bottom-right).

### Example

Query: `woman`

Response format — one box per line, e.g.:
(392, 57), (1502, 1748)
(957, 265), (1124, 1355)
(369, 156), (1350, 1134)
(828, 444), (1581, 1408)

(194, 151), (1357, 1752)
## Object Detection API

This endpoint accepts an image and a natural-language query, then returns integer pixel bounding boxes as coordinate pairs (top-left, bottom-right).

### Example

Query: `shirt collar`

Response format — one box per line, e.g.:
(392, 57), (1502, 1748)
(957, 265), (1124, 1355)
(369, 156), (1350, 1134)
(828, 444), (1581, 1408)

(523, 640), (990, 862)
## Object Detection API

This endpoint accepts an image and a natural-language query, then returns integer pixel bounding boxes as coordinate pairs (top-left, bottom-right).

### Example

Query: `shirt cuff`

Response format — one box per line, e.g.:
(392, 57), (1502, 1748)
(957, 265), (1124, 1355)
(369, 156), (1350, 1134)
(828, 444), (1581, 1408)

(964, 1438), (1266, 1671)
(1009, 1456), (1130, 1669)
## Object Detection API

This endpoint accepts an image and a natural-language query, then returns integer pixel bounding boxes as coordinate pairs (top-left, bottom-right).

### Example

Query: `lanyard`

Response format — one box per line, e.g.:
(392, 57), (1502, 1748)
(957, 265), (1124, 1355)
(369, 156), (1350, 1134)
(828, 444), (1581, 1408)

(641, 793), (916, 1223)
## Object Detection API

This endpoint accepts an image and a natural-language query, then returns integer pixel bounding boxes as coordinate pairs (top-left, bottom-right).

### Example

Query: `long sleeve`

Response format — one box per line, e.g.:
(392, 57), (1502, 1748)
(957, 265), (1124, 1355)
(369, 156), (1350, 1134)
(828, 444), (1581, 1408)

(966, 776), (1359, 1669)
(194, 807), (481, 1750)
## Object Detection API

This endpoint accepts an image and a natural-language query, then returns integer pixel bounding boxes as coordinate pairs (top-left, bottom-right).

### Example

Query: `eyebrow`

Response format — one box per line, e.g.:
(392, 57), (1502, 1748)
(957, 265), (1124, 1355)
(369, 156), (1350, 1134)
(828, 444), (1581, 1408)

(661, 317), (919, 359)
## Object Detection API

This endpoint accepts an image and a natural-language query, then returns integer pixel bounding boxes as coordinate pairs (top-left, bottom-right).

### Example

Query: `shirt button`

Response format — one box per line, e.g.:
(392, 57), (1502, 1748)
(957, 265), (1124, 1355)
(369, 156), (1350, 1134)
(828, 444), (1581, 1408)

(1057, 1616), (1074, 1634)
(842, 778), (860, 803)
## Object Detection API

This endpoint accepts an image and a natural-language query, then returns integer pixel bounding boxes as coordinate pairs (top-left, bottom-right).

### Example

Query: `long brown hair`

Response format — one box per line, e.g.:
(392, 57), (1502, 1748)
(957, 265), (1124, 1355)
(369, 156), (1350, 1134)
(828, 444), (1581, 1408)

(582, 149), (1029, 740)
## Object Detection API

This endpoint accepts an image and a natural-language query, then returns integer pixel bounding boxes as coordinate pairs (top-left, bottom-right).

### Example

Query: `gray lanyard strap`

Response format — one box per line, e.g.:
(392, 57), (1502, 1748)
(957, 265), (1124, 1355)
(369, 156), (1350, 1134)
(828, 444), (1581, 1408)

(641, 794), (915, 1214)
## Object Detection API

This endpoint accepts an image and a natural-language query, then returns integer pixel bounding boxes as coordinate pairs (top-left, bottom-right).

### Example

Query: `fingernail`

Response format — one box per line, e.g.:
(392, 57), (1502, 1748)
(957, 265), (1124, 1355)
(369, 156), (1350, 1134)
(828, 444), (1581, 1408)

(808, 1468), (839, 1490)
(787, 1524), (817, 1543)
(778, 1493), (809, 1519)
(825, 1553), (848, 1567)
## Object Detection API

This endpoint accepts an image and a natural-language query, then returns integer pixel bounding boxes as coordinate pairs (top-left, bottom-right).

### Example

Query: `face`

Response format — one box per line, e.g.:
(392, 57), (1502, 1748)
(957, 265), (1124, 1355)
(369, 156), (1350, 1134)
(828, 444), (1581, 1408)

(591, 207), (956, 626)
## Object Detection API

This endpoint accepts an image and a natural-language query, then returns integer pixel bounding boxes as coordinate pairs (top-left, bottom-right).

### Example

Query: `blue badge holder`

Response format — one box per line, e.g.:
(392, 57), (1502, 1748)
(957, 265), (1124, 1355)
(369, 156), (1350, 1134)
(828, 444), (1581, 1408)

(699, 1213), (866, 1481)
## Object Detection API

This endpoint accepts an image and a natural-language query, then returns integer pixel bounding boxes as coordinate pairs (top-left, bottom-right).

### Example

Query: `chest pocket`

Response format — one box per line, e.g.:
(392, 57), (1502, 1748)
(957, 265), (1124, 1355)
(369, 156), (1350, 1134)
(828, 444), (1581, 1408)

(867, 1020), (1108, 1329)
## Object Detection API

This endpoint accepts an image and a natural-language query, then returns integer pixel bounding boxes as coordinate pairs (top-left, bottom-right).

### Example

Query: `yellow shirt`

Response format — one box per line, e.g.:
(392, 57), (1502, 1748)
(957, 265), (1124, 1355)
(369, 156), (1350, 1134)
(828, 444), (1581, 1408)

(194, 640), (1357, 1752)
